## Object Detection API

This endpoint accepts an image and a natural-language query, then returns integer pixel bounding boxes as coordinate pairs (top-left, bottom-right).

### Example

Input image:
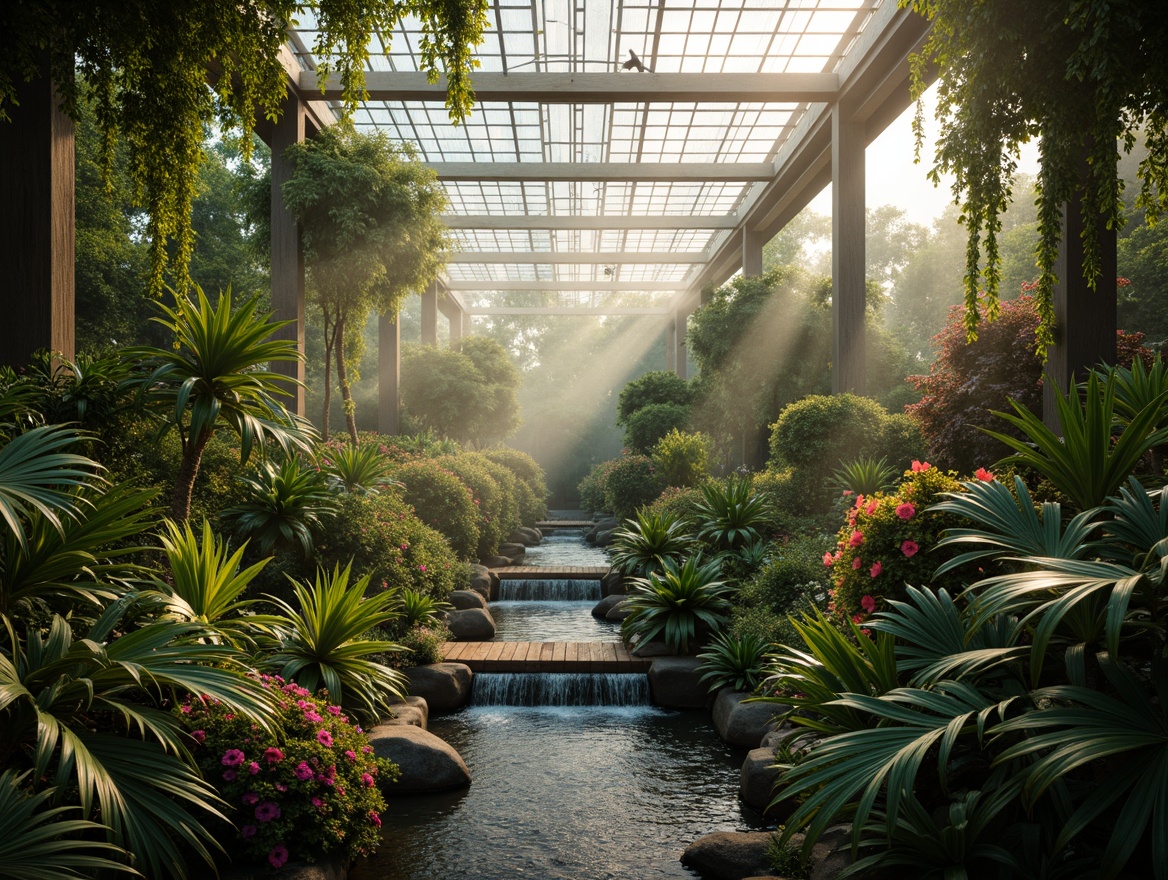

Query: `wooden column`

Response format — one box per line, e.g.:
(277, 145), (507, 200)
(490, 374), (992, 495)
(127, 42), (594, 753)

(378, 311), (401, 436)
(664, 317), (677, 372)
(1042, 204), (1118, 428)
(742, 228), (764, 277)
(269, 92), (307, 414)
(421, 285), (438, 345)
(0, 66), (74, 365)
(831, 104), (866, 395)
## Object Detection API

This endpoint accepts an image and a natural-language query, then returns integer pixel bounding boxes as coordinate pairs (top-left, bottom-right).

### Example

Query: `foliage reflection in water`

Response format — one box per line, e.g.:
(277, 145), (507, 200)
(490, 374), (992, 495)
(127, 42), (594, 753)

(491, 601), (619, 642)
(352, 707), (763, 880)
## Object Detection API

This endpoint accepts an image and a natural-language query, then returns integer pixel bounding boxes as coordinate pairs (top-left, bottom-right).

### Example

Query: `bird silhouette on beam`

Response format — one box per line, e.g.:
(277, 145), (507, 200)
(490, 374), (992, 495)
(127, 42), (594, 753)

(621, 49), (651, 72)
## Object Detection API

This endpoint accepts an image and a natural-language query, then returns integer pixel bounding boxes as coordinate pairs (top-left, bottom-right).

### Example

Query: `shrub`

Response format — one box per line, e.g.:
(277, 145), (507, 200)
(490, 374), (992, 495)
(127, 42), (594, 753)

(178, 676), (395, 869)
(484, 447), (549, 524)
(617, 370), (693, 425)
(826, 462), (964, 620)
(434, 453), (507, 558)
(602, 454), (664, 521)
(643, 484), (709, 523)
(697, 631), (770, 693)
(738, 534), (833, 617)
(768, 393), (886, 472)
(621, 554), (735, 654)
(577, 458), (619, 515)
(315, 493), (461, 600)
(609, 509), (698, 577)
(623, 402), (692, 454)
(392, 622), (451, 668)
(471, 454), (523, 545)
(652, 428), (713, 487)
(387, 458), (479, 560)
(750, 469), (822, 536)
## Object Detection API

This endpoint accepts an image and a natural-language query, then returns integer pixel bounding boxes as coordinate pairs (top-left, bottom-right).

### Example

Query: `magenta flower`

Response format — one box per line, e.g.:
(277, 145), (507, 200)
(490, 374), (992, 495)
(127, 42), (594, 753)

(822, 551), (834, 568)
(345, 749), (359, 762)
(369, 811), (382, 827)
(418, 564), (427, 573)
(361, 773), (375, 788)
(870, 561), (883, 578)
(901, 539), (920, 557)
(222, 769), (238, 782)
(849, 530), (864, 548)
(242, 792), (260, 806)
(263, 747), (284, 763)
(304, 710), (323, 723)
(268, 845), (289, 868)
(294, 761), (314, 781)
(327, 705), (343, 716)
(191, 730), (206, 744)
(317, 729), (334, 747)
(275, 782), (288, 793)
(362, 745), (373, 754)
(851, 557), (862, 570)
(312, 796), (324, 808)
(248, 761), (260, 775)
(241, 825), (257, 839)
(255, 802), (281, 823)
(861, 595), (876, 613)
(221, 749), (246, 767)
(895, 502), (916, 520)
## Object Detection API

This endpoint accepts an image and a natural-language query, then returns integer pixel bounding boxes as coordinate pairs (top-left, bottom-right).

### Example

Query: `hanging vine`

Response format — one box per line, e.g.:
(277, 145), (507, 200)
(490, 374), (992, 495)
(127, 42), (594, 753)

(3, 0), (487, 296)
(902, 0), (1168, 357)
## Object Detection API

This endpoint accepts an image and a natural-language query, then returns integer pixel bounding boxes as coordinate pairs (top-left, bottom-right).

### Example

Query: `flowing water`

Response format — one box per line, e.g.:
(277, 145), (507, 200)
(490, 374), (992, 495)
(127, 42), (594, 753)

(351, 522), (763, 879)
(521, 528), (611, 567)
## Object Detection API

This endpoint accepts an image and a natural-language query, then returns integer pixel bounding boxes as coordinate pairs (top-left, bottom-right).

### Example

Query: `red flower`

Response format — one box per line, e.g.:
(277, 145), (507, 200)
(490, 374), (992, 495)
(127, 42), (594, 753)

(823, 551), (834, 568)
(852, 557), (862, 570)
(911, 460), (931, 472)
(896, 502), (916, 520)
(869, 561), (883, 578)
(849, 530), (864, 548)
(901, 540), (920, 557)
(861, 594), (876, 613)
(974, 467), (995, 481)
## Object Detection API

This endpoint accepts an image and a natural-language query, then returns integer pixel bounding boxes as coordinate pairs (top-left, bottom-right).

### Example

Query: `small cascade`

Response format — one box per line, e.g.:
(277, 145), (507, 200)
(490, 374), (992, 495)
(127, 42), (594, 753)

(471, 672), (651, 707)
(499, 578), (601, 601)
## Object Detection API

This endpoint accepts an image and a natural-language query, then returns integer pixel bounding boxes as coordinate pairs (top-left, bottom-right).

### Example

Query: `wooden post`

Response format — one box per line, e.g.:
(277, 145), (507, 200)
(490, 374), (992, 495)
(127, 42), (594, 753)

(0, 64), (74, 365)
(269, 91), (307, 414)
(742, 228), (764, 277)
(378, 311), (401, 436)
(1042, 203), (1118, 428)
(831, 104), (866, 395)
(421, 284), (438, 345)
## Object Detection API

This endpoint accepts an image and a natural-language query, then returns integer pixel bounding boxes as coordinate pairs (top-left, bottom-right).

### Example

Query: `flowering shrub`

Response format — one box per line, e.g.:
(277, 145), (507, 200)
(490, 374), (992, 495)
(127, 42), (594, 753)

(578, 458), (620, 515)
(826, 463), (964, 620)
(643, 484), (709, 524)
(434, 453), (508, 558)
(483, 447), (549, 525)
(387, 458), (480, 560)
(177, 676), (397, 869)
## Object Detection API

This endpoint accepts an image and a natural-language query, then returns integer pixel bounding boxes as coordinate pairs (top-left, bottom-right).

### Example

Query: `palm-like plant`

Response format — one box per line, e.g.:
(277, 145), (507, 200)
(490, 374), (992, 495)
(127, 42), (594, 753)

(693, 474), (771, 552)
(392, 587), (453, 629)
(321, 441), (399, 495)
(0, 609), (279, 880)
(696, 631), (770, 693)
(267, 563), (408, 721)
(620, 554), (735, 654)
(831, 455), (899, 498)
(221, 453), (338, 558)
(609, 509), (697, 577)
(125, 287), (314, 521)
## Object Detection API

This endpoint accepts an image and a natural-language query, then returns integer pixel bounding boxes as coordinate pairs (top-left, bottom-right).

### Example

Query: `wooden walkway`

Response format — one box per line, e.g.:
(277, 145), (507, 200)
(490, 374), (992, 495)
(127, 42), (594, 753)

(492, 565), (609, 579)
(442, 641), (650, 673)
(536, 520), (595, 529)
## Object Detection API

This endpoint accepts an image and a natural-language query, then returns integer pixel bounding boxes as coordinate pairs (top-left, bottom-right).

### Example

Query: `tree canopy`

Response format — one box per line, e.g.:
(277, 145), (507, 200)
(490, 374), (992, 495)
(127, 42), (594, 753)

(4, 0), (486, 296)
(906, 0), (1168, 355)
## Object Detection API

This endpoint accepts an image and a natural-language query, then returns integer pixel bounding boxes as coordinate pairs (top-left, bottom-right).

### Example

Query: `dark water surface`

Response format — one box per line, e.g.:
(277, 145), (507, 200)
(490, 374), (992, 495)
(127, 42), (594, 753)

(352, 706), (763, 880)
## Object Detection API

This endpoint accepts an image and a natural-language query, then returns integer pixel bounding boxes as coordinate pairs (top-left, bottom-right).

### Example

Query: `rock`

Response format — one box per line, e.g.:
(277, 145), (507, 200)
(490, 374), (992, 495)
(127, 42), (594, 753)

(480, 555), (512, 569)
(223, 857), (347, 880)
(511, 526), (542, 546)
(739, 747), (784, 817)
(680, 831), (775, 880)
(592, 594), (625, 618)
(632, 638), (675, 658)
(601, 568), (626, 596)
(605, 599), (632, 622)
(713, 690), (787, 749)
(367, 724), (471, 794)
(594, 527), (618, 547)
(498, 542), (526, 562)
(648, 656), (709, 709)
(595, 516), (619, 531)
(446, 607), (496, 641)
(382, 695), (429, 729)
(449, 589), (487, 610)
(406, 662), (472, 713)
(468, 565), (493, 600)
(810, 826), (876, 880)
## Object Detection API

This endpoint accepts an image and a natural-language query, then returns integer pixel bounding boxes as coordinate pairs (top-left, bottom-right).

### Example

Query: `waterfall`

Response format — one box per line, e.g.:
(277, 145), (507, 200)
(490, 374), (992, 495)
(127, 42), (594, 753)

(499, 578), (601, 601)
(471, 673), (650, 707)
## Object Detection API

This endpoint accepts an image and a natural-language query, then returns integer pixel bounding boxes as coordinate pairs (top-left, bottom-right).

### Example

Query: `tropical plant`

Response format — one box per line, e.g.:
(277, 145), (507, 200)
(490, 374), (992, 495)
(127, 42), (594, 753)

(321, 441), (398, 495)
(693, 474), (771, 552)
(620, 554), (735, 654)
(697, 631), (771, 693)
(266, 563), (408, 722)
(609, 510), (697, 578)
(0, 769), (138, 880)
(831, 455), (898, 498)
(221, 454), (338, 559)
(392, 587), (453, 630)
(126, 287), (313, 521)
(652, 428), (713, 487)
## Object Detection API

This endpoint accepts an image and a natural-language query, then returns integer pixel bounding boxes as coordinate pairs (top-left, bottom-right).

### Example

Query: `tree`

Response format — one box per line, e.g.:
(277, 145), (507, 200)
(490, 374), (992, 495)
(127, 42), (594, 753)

(261, 126), (448, 442)
(906, 0), (1168, 354)
(4, 1), (487, 295)
(457, 336), (522, 447)
(616, 371), (693, 426)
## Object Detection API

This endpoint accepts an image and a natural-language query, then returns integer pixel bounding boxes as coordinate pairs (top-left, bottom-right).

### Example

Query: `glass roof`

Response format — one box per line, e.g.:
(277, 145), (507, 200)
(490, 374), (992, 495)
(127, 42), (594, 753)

(288, 0), (880, 302)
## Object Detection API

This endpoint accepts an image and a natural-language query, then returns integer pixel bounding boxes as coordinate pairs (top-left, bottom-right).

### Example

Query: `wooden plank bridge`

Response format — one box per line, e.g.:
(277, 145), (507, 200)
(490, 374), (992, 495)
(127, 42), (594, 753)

(491, 565), (609, 579)
(535, 520), (595, 530)
(442, 640), (650, 673)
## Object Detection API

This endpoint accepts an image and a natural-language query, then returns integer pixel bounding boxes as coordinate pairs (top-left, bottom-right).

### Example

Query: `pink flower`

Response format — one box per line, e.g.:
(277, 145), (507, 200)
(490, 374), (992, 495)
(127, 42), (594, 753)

(312, 796), (325, 808)
(861, 595), (876, 613)
(854, 494), (865, 509)
(255, 802), (281, 823)
(327, 705), (343, 716)
(842, 489), (853, 496)
(895, 502), (916, 520)
(362, 745), (373, 754)
(317, 729), (334, 748)
(901, 540), (919, 557)
(345, 749), (359, 762)
(361, 773), (375, 788)
(242, 792), (259, 806)
(221, 749), (245, 767)
(264, 747), (284, 763)
(268, 845), (289, 868)
(911, 460), (931, 472)
(222, 769), (237, 782)
(865, 500), (879, 515)
(851, 613), (865, 624)
(849, 531), (864, 548)
(418, 564), (427, 573)
(191, 730), (205, 744)
(248, 761), (260, 775)
(400, 543), (409, 550)
(870, 561), (883, 578)
(369, 811), (382, 827)
(823, 551), (834, 568)
(852, 557), (862, 570)
(275, 782), (288, 792)
(294, 761), (314, 781)
(975, 467), (995, 481)
(304, 710), (323, 723)
(241, 825), (257, 839)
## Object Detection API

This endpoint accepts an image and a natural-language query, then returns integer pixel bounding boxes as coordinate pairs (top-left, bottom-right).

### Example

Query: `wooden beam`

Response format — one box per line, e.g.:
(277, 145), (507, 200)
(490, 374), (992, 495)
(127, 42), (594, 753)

(447, 251), (704, 265)
(832, 105), (866, 395)
(429, 162), (774, 182)
(443, 214), (738, 230)
(444, 280), (683, 292)
(468, 307), (671, 316)
(303, 71), (839, 104)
